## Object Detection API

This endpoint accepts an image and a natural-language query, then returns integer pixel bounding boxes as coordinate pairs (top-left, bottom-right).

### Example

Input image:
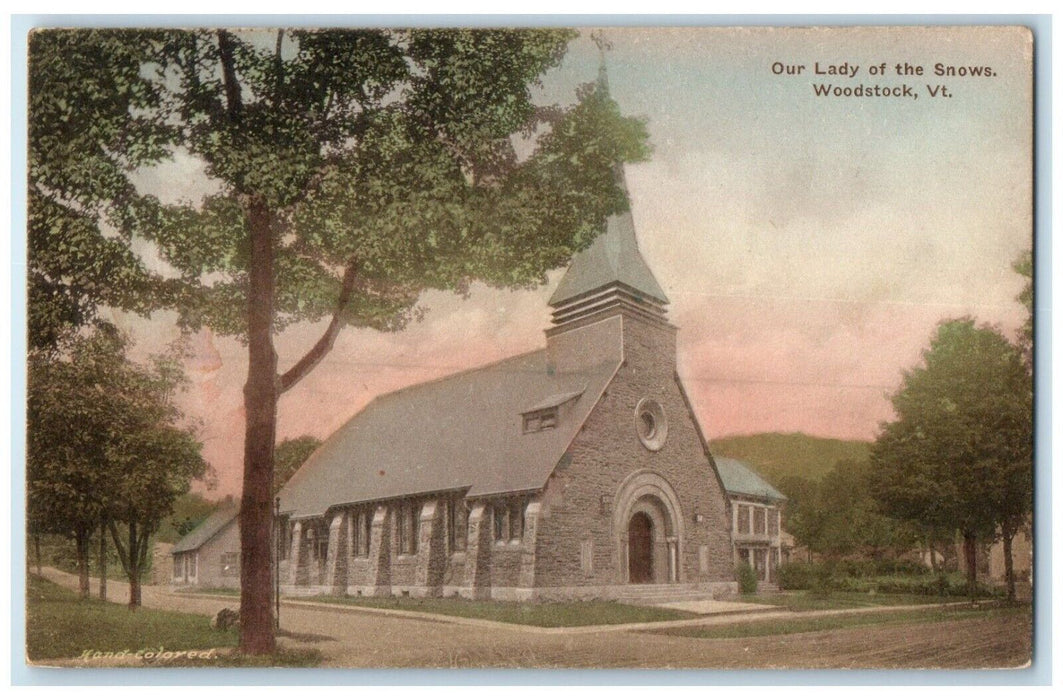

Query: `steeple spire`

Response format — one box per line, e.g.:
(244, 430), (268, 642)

(548, 34), (668, 331)
(591, 30), (612, 93)
(548, 165), (669, 328)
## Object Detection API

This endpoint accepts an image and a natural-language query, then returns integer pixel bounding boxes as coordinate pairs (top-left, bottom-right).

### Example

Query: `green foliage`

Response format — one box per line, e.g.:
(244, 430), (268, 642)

(155, 492), (226, 544)
(28, 30), (178, 351)
(712, 433), (870, 484)
(735, 562), (758, 594)
(273, 436), (323, 495)
(1012, 249), (1032, 368)
(775, 460), (917, 560)
(83, 28), (651, 338)
(776, 561), (1001, 598)
(870, 319), (1033, 543)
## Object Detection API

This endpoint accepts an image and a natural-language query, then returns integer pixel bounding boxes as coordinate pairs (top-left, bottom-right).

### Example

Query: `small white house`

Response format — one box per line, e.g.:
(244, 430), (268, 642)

(714, 458), (787, 586)
(171, 505), (240, 589)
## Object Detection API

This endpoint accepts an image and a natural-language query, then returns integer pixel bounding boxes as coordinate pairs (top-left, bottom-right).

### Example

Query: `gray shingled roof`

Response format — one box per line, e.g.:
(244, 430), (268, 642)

(172, 505), (238, 554)
(548, 173), (669, 308)
(714, 457), (787, 502)
(278, 350), (621, 519)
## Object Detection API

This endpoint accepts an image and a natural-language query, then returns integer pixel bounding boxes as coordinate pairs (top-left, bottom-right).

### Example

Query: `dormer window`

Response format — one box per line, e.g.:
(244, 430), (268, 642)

(521, 387), (584, 434)
(523, 407), (558, 433)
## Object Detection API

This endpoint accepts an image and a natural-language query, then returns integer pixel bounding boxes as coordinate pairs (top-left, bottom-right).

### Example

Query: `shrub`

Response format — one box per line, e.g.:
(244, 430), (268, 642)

(777, 562), (816, 590)
(735, 563), (758, 594)
(775, 560), (1001, 598)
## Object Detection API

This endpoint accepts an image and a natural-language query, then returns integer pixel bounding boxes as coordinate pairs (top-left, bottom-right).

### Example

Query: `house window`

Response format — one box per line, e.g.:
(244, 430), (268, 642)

(174, 556), (182, 579)
(363, 510), (373, 556)
(494, 497), (525, 543)
(447, 496), (468, 553)
(754, 507), (766, 535)
(398, 501), (419, 555)
(523, 407), (558, 433)
(314, 531), (329, 563)
(493, 502), (508, 542)
(352, 509), (373, 558)
(508, 499), (525, 541)
(634, 398), (668, 451)
(189, 553), (197, 578)
(737, 505), (751, 534)
(768, 508), (779, 537)
(221, 552), (239, 577)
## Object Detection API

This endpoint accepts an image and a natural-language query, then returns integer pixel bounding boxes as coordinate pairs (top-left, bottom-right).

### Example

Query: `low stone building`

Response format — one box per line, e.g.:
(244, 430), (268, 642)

(714, 457), (787, 586)
(276, 169), (738, 601)
(150, 542), (173, 586)
(171, 505), (240, 589)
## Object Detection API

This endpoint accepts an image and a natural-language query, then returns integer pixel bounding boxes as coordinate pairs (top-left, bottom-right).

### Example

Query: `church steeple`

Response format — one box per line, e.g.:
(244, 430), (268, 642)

(548, 166), (669, 328)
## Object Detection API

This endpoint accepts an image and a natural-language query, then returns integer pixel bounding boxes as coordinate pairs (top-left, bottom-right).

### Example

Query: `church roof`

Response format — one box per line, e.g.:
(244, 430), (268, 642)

(714, 457), (787, 502)
(548, 172), (669, 308)
(277, 350), (621, 519)
(172, 504), (238, 554)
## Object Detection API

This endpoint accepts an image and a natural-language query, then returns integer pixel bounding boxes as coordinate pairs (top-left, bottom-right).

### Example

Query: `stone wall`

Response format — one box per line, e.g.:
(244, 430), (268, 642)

(534, 313), (734, 590)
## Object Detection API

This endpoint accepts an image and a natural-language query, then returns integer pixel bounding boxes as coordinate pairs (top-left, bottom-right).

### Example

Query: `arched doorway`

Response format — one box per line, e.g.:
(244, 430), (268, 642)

(628, 512), (654, 583)
(613, 470), (685, 585)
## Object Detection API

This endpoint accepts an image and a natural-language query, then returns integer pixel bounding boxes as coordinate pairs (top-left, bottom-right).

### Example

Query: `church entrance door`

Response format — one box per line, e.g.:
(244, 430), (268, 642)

(628, 512), (654, 583)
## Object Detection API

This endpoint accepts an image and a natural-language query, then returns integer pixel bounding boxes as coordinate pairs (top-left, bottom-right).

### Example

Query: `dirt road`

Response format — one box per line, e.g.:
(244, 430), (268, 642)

(34, 568), (1031, 669)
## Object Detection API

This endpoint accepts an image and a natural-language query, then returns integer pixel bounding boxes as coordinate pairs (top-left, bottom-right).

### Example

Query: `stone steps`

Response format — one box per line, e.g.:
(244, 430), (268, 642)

(612, 583), (722, 605)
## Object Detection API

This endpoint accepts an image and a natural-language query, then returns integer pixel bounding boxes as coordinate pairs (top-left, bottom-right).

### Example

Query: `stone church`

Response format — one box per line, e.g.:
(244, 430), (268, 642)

(277, 171), (737, 601)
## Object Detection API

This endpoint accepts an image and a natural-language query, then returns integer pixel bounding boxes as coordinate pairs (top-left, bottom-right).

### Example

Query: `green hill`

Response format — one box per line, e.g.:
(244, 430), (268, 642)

(709, 432), (871, 485)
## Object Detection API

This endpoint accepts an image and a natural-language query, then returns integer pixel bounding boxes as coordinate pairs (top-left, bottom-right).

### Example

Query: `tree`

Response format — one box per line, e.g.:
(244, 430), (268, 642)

(815, 461), (917, 561)
(30, 28), (649, 653)
(274, 436), (323, 496)
(870, 318), (1032, 599)
(775, 474), (824, 562)
(103, 351), (208, 608)
(27, 326), (207, 607)
(777, 463), (916, 562)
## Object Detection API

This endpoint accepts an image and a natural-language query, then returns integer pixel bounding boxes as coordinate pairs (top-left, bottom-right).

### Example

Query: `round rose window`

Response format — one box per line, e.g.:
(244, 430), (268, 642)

(635, 398), (667, 451)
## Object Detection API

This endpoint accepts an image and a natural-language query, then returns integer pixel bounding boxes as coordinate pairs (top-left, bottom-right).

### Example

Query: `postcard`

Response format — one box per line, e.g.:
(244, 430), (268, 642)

(23, 24), (1034, 671)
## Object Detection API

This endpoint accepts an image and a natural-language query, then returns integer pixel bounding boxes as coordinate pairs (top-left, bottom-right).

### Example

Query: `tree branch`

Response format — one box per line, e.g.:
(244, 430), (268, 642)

(277, 261), (360, 395)
(216, 30), (242, 123)
(107, 519), (131, 577)
(273, 29), (285, 107)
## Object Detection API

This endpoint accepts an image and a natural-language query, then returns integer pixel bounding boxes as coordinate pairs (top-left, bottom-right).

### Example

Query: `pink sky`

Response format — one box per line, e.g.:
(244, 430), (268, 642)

(115, 27), (1032, 497)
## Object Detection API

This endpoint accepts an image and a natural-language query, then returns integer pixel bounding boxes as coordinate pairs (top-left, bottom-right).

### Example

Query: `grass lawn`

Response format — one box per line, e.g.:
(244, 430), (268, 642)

(740, 590), (974, 611)
(308, 594), (699, 627)
(26, 575), (320, 666)
(659, 602), (1029, 640)
(191, 587), (240, 596)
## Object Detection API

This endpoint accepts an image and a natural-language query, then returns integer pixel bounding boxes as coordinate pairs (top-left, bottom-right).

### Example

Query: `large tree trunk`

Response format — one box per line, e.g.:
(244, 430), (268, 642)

(239, 197), (278, 655)
(99, 519), (107, 601)
(1002, 525), (1016, 602)
(75, 527), (90, 599)
(963, 531), (978, 600)
(34, 532), (42, 576)
(128, 571), (142, 608)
